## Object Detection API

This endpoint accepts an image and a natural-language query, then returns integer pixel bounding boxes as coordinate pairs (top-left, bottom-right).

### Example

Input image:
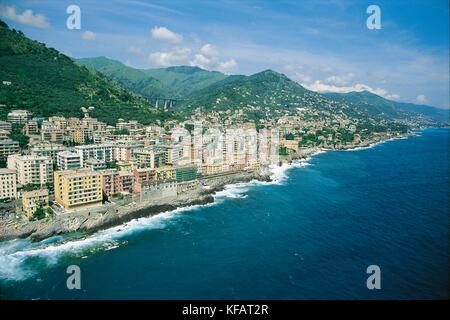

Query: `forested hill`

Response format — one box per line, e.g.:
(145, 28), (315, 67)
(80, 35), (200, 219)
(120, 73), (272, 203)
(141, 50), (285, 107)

(0, 20), (173, 125)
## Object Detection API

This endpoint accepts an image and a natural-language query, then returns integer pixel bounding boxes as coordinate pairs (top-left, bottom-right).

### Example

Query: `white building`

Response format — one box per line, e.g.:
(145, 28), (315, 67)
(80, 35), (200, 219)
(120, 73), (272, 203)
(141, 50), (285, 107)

(57, 151), (81, 171)
(7, 110), (31, 124)
(75, 143), (115, 167)
(7, 154), (53, 187)
(0, 169), (17, 200)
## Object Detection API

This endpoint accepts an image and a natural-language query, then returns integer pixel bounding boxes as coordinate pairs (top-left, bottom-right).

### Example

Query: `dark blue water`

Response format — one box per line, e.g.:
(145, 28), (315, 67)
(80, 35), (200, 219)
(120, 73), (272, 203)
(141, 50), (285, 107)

(1, 128), (449, 299)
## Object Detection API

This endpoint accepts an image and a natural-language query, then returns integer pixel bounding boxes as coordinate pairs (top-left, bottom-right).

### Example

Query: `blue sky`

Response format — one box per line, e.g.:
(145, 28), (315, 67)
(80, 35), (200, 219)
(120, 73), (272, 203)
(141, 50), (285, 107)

(1, 0), (449, 108)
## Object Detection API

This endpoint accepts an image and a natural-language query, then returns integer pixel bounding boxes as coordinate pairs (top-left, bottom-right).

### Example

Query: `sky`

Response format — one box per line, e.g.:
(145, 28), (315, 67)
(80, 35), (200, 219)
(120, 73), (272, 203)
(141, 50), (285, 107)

(0, 0), (449, 109)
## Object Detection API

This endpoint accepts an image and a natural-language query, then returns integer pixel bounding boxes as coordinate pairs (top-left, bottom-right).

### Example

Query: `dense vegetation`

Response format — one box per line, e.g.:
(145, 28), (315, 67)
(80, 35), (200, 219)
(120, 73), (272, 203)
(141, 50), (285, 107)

(77, 57), (228, 99)
(325, 91), (449, 126)
(0, 21), (174, 125)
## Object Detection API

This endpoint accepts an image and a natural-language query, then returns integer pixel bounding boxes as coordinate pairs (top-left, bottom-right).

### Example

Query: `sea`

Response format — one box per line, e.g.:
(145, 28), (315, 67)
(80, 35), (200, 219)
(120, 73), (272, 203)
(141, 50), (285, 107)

(0, 128), (448, 299)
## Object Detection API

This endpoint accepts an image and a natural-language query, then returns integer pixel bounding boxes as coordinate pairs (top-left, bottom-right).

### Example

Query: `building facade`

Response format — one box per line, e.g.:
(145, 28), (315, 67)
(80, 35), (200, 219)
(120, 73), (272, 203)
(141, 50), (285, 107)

(7, 155), (53, 187)
(57, 151), (81, 171)
(0, 140), (20, 162)
(0, 169), (17, 200)
(22, 189), (49, 218)
(54, 169), (103, 210)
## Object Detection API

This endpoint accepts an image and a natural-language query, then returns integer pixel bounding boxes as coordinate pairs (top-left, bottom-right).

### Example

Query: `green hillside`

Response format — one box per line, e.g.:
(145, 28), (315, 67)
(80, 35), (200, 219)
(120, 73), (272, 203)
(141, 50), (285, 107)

(325, 91), (449, 126)
(177, 69), (307, 115)
(77, 57), (228, 99)
(0, 21), (172, 125)
(76, 56), (176, 99)
(144, 66), (228, 98)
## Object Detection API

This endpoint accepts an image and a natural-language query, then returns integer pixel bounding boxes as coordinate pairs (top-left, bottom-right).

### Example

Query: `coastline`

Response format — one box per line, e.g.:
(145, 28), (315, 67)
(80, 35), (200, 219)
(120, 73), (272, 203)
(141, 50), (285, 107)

(0, 130), (416, 244)
(0, 170), (270, 243)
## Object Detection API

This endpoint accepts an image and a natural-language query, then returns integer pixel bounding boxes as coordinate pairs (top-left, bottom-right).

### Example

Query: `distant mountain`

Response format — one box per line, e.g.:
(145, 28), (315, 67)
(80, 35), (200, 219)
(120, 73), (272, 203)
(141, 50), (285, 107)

(178, 69), (308, 113)
(0, 21), (171, 125)
(176, 69), (447, 130)
(76, 57), (228, 99)
(324, 91), (449, 125)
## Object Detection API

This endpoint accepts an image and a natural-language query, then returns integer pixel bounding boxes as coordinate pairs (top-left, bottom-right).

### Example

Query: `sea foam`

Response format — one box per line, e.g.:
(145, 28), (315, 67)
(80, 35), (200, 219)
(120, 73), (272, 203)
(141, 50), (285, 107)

(0, 149), (323, 282)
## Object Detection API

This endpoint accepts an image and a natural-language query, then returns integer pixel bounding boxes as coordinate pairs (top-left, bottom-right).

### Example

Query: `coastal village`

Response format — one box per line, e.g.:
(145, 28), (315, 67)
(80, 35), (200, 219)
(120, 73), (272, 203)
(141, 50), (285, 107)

(0, 108), (286, 240)
(0, 102), (410, 242)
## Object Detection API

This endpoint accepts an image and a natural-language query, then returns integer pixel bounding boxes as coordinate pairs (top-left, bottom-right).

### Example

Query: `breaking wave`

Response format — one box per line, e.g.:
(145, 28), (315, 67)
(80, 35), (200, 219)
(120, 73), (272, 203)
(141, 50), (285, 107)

(0, 150), (324, 282)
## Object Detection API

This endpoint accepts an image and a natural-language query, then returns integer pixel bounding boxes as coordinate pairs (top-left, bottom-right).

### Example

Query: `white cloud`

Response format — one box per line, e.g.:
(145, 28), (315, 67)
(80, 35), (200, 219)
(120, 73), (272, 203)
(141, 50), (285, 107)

(127, 46), (143, 55)
(416, 94), (427, 104)
(0, 5), (49, 29)
(151, 26), (183, 43)
(190, 44), (219, 69)
(149, 47), (191, 67)
(218, 59), (238, 74)
(386, 94), (400, 100)
(304, 80), (390, 97)
(325, 73), (355, 86)
(81, 31), (96, 41)
(189, 44), (238, 73)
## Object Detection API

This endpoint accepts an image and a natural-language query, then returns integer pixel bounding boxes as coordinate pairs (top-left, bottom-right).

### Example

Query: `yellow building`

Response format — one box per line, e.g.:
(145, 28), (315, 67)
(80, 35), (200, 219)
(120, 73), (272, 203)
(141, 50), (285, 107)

(201, 163), (223, 175)
(135, 149), (155, 168)
(54, 169), (102, 210)
(280, 139), (300, 153)
(22, 189), (49, 218)
(155, 166), (176, 181)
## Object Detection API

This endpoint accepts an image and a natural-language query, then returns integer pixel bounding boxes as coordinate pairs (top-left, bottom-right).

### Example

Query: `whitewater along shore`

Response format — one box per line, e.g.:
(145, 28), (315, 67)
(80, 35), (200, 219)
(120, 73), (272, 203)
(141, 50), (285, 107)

(0, 169), (271, 243)
(0, 131), (414, 243)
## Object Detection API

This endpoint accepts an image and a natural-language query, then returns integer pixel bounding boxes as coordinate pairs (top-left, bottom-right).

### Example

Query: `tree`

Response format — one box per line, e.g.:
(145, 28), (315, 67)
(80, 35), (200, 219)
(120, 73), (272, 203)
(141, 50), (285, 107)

(31, 207), (46, 221)
(112, 193), (124, 200)
(9, 123), (29, 149)
(106, 161), (118, 169)
(279, 146), (288, 156)
(22, 183), (40, 191)
(46, 207), (54, 217)
(284, 133), (295, 140)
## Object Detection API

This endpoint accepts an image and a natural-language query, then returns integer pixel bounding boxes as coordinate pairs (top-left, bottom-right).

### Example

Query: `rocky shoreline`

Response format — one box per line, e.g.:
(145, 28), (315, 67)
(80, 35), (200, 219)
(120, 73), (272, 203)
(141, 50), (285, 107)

(0, 131), (414, 243)
(0, 170), (271, 243)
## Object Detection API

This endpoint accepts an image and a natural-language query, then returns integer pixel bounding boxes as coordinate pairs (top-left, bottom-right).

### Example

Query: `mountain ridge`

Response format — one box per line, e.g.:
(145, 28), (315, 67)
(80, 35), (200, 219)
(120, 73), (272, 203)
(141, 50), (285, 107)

(0, 21), (174, 125)
(76, 57), (228, 100)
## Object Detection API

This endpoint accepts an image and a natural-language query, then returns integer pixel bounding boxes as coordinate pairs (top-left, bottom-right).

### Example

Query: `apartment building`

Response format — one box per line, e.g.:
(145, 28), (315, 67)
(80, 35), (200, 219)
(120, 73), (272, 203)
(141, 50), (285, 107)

(57, 151), (81, 171)
(29, 143), (67, 162)
(7, 110), (31, 124)
(99, 169), (117, 199)
(0, 140), (20, 162)
(156, 166), (176, 181)
(85, 159), (107, 171)
(7, 155), (53, 187)
(54, 169), (103, 210)
(22, 189), (49, 218)
(114, 171), (134, 194)
(41, 129), (65, 144)
(0, 169), (17, 200)
(24, 120), (39, 135)
(0, 121), (12, 132)
(114, 141), (145, 162)
(0, 129), (9, 140)
(134, 148), (155, 169)
(75, 143), (115, 167)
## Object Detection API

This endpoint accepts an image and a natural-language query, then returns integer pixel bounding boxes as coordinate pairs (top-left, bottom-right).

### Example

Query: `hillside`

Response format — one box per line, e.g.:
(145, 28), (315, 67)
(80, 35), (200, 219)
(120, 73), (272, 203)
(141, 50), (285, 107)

(178, 69), (308, 115)
(325, 91), (449, 126)
(0, 21), (172, 125)
(177, 69), (447, 128)
(76, 57), (228, 99)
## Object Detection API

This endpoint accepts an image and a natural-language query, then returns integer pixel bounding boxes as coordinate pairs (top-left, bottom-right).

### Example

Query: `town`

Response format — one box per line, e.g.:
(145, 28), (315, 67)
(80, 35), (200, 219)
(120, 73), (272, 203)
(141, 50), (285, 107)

(0, 108), (286, 238)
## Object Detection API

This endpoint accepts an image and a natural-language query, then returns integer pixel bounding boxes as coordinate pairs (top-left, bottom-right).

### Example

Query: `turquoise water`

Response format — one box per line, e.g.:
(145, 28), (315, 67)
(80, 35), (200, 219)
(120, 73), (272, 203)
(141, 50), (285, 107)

(1, 128), (449, 299)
